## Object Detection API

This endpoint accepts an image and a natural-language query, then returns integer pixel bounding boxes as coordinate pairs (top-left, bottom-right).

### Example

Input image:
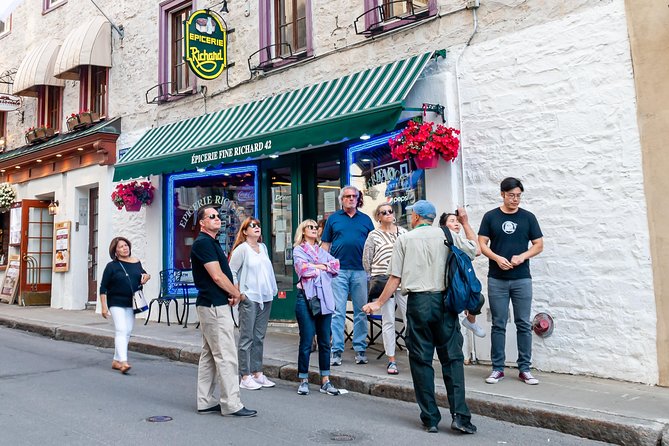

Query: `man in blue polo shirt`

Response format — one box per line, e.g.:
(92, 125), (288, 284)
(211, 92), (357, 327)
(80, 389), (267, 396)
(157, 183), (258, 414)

(321, 186), (374, 366)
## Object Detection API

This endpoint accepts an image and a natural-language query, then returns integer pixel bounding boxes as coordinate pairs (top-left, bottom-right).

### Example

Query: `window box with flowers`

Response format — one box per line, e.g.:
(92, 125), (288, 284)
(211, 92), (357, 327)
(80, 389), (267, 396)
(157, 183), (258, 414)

(25, 126), (56, 145)
(66, 111), (100, 132)
(0, 183), (17, 212)
(111, 181), (156, 212)
(389, 120), (460, 169)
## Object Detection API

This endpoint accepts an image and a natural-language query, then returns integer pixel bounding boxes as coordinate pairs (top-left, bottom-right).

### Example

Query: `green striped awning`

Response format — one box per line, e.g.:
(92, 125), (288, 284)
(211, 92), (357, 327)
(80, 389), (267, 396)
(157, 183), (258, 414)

(113, 51), (434, 181)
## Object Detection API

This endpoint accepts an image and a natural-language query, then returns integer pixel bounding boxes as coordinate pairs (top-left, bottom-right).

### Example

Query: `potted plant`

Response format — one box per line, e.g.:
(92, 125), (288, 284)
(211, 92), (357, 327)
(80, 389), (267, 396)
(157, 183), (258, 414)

(111, 180), (156, 212)
(388, 120), (460, 169)
(66, 110), (100, 132)
(0, 183), (17, 212)
(25, 126), (56, 144)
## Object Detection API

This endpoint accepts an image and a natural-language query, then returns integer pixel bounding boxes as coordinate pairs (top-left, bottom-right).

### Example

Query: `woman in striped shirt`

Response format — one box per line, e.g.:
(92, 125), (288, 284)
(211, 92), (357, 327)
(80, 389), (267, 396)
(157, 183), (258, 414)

(362, 203), (408, 374)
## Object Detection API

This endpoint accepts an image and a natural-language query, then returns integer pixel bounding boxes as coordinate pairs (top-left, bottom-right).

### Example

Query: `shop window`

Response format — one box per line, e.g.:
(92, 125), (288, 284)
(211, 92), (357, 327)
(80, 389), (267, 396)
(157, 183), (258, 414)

(79, 66), (108, 117)
(159, 0), (193, 97)
(347, 131), (426, 230)
(0, 211), (8, 266)
(167, 165), (258, 272)
(0, 15), (11, 39)
(257, 0), (312, 69)
(358, 0), (436, 35)
(37, 86), (62, 131)
(43, 0), (67, 13)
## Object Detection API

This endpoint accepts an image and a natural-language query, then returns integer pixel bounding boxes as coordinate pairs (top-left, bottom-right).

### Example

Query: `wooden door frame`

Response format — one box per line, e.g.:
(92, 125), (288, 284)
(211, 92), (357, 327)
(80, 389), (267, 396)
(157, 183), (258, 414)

(18, 199), (52, 300)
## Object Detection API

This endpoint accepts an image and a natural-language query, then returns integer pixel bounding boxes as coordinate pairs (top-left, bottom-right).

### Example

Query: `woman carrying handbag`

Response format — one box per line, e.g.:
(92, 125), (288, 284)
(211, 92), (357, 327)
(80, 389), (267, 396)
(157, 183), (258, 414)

(99, 237), (151, 374)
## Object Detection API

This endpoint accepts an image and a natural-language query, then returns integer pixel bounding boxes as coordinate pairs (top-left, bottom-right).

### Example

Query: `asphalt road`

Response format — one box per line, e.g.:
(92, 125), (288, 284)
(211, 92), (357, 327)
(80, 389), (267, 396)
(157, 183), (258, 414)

(0, 326), (610, 445)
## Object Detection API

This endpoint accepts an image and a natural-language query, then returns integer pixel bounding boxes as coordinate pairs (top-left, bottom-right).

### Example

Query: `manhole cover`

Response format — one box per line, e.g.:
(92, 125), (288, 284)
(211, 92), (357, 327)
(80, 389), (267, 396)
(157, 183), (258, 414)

(146, 416), (173, 422)
(330, 433), (355, 442)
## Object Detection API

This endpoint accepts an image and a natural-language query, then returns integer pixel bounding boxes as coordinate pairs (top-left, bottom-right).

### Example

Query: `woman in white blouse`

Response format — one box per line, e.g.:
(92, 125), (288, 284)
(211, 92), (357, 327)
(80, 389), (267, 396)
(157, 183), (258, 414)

(229, 217), (278, 391)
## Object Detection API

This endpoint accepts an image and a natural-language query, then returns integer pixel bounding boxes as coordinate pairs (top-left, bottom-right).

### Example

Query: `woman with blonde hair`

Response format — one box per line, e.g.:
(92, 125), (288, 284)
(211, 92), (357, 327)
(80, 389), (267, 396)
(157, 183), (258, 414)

(293, 219), (341, 395)
(362, 203), (408, 374)
(100, 237), (151, 374)
(229, 217), (278, 390)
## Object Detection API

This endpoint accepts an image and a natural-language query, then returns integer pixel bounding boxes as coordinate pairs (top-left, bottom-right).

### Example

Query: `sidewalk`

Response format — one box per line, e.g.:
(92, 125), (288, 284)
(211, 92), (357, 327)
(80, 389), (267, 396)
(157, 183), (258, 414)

(1, 305), (667, 446)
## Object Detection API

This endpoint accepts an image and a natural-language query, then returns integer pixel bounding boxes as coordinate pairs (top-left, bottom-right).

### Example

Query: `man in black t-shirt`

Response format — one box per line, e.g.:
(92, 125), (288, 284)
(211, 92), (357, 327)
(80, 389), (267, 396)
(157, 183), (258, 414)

(478, 178), (543, 386)
(190, 205), (257, 417)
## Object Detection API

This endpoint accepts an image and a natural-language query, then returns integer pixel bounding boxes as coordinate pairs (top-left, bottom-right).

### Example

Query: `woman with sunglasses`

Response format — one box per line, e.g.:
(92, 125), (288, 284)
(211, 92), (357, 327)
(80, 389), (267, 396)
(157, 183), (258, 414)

(362, 203), (408, 374)
(229, 217), (278, 390)
(292, 219), (341, 395)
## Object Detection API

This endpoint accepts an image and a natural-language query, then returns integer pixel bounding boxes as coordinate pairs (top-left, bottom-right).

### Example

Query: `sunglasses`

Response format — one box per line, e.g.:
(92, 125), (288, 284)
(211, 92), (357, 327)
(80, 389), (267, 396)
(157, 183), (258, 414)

(249, 222), (261, 229)
(342, 194), (357, 199)
(305, 225), (318, 230)
(206, 214), (220, 220)
(378, 209), (394, 216)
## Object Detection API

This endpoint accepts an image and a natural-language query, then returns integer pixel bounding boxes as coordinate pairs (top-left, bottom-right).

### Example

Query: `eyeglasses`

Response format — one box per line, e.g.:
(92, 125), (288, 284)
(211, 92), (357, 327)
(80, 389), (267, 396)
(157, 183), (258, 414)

(505, 193), (522, 200)
(342, 194), (357, 199)
(305, 225), (318, 230)
(378, 209), (394, 216)
(206, 214), (220, 220)
(249, 223), (260, 229)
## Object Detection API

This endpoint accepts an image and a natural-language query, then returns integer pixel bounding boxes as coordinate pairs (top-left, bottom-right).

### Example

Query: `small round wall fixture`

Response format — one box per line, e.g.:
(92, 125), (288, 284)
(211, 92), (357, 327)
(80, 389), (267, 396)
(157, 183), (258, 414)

(532, 312), (554, 338)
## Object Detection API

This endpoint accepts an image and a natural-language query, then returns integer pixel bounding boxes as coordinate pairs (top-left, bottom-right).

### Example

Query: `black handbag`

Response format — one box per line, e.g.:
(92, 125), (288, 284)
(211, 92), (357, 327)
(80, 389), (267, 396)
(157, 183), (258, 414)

(299, 282), (322, 316)
(368, 274), (389, 302)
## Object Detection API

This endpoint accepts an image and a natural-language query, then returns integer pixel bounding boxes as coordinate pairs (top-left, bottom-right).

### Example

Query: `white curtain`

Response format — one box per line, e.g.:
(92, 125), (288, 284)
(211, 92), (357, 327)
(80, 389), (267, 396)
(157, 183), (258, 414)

(0, 0), (23, 21)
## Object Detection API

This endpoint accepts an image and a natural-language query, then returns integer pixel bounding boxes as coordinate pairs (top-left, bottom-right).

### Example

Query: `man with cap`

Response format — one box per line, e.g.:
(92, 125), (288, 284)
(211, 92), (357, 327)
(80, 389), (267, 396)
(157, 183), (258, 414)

(363, 200), (477, 435)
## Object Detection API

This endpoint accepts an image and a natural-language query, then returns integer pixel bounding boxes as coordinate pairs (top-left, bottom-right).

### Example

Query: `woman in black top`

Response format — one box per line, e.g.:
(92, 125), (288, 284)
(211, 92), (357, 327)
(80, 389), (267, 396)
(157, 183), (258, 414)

(100, 237), (150, 374)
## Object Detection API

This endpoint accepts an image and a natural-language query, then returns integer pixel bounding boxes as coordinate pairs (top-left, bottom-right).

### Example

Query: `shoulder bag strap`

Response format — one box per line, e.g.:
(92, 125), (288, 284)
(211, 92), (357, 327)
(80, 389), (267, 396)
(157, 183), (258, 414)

(118, 261), (137, 293)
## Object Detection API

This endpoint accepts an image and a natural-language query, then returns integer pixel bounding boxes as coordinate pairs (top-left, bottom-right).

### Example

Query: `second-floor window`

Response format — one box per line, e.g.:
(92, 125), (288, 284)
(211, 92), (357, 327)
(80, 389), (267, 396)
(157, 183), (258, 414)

(0, 112), (6, 151)
(275, 0), (307, 57)
(37, 86), (62, 130)
(159, 0), (193, 97)
(43, 0), (67, 13)
(0, 15), (11, 38)
(79, 66), (108, 117)
(362, 0), (435, 34)
(382, 0), (428, 18)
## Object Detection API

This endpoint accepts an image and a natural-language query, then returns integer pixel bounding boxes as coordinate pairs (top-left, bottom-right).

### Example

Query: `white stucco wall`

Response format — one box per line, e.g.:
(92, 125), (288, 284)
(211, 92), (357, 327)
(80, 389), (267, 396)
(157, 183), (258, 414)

(458, 2), (657, 383)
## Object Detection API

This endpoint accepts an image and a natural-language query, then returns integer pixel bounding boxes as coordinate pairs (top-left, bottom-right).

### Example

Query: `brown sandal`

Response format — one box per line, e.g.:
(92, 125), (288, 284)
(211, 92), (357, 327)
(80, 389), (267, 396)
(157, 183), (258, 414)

(112, 360), (123, 370)
(119, 363), (132, 374)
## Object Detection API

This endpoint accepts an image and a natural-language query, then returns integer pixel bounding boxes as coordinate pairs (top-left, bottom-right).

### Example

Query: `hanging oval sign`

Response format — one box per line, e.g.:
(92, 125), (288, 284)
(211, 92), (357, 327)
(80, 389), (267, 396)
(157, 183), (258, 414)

(0, 94), (22, 112)
(184, 10), (228, 80)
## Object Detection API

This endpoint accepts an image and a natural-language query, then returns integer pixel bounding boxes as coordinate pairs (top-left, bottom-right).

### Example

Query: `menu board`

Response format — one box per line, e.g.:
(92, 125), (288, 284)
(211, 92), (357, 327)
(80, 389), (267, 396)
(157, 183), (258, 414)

(0, 254), (20, 304)
(53, 221), (71, 272)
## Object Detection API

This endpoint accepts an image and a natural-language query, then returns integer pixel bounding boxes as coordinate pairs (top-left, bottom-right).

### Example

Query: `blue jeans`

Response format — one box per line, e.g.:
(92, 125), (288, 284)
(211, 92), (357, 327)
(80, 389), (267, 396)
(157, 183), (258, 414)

(488, 277), (533, 372)
(330, 269), (368, 354)
(295, 291), (332, 378)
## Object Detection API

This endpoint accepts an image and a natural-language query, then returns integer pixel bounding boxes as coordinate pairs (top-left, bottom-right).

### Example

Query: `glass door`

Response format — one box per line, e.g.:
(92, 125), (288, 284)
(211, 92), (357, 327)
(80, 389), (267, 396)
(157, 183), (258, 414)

(19, 200), (53, 305)
(262, 149), (342, 321)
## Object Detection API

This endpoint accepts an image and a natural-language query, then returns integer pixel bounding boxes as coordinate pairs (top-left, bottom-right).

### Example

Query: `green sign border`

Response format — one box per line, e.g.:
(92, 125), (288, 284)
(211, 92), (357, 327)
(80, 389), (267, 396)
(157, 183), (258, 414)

(184, 10), (227, 80)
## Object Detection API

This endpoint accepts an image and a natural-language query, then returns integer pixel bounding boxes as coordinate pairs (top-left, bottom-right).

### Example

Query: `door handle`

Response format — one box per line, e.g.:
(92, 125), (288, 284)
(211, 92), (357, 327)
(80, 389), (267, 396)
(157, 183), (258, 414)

(297, 193), (303, 224)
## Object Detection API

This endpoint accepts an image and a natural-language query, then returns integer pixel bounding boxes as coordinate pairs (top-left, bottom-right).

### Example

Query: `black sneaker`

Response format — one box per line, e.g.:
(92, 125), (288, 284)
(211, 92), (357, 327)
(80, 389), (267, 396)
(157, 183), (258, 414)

(451, 414), (477, 434)
(197, 404), (221, 415)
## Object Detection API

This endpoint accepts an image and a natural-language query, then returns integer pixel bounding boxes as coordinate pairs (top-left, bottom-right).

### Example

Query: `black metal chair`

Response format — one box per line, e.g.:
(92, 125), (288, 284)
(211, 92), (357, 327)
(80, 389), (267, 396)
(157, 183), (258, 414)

(177, 270), (198, 328)
(144, 269), (184, 326)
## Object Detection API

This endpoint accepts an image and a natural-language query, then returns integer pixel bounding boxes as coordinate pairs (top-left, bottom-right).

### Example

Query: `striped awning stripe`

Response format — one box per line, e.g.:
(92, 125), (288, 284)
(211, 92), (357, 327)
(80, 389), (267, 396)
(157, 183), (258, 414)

(113, 51), (434, 181)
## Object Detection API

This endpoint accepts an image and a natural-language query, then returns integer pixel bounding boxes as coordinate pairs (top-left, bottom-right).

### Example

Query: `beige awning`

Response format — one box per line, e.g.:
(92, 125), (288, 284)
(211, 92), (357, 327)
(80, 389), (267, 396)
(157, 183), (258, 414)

(13, 39), (65, 97)
(54, 17), (112, 80)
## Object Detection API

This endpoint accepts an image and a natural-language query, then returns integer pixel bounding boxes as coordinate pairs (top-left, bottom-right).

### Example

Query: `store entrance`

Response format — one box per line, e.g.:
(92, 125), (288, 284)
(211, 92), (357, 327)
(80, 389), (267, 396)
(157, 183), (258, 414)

(262, 149), (342, 321)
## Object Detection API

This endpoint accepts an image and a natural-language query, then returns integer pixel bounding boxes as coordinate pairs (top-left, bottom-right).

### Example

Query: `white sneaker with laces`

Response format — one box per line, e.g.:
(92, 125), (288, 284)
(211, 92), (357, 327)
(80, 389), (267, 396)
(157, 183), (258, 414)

(485, 370), (504, 384)
(461, 318), (486, 338)
(253, 373), (276, 388)
(240, 375), (262, 390)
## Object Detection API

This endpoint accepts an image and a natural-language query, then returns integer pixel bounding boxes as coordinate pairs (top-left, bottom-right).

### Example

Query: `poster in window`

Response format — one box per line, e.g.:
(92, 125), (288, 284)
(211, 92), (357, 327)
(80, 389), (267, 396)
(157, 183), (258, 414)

(9, 205), (21, 246)
(53, 221), (71, 272)
(0, 254), (20, 304)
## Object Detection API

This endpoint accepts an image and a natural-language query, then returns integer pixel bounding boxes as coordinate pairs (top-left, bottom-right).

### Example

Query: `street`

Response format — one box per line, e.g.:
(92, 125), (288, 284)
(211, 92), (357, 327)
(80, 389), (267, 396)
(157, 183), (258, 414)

(0, 326), (610, 446)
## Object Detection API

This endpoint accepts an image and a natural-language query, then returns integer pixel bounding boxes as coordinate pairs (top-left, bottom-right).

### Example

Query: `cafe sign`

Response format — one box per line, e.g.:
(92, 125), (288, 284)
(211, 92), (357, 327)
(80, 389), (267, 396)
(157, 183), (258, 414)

(185, 10), (227, 80)
(0, 94), (22, 112)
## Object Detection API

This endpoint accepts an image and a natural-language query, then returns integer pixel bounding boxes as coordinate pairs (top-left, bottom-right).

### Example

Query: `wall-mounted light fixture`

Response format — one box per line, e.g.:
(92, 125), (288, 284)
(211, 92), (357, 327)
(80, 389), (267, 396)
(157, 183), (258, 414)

(220, 0), (229, 13)
(48, 200), (59, 216)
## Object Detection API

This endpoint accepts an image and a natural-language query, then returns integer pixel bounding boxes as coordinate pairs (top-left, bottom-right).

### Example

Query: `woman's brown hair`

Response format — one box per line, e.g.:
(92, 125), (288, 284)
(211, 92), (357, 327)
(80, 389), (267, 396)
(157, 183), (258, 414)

(109, 236), (132, 260)
(230, 217), (262, 256)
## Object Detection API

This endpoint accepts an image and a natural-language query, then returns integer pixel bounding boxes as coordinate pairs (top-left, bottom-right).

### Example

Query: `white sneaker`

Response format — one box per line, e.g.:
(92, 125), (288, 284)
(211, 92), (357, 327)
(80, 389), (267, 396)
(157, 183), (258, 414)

(240, 375), (262, 390)
(519, 371), (539, 385)
(485, 370), (504, 384)
(462, 318), (486, 338)
(253, 373), (276, 388)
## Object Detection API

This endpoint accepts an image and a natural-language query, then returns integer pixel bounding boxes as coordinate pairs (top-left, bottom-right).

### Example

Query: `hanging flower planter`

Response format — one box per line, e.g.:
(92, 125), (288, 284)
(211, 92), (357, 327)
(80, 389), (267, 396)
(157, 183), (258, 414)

(25, 126), (56, 145)
(66, 111), (100, 132)
(389, 120), (460, 169)
(0, 183), (16, 211)
(111, 180), (156, 212)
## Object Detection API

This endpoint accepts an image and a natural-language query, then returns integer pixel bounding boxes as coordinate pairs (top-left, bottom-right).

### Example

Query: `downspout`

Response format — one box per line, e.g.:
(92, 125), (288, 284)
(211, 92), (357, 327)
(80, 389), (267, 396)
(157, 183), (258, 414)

(454, 4), (479, 205)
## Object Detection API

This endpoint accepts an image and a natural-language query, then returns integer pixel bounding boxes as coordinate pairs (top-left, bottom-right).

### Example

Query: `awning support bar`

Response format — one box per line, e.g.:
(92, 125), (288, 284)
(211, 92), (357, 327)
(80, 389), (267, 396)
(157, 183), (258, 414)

(89, 0), (124, 39)
(403, 103), (445, 122)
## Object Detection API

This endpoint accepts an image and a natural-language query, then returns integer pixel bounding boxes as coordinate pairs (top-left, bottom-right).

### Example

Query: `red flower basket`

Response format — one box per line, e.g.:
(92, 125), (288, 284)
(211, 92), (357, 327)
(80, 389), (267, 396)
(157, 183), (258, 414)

(111, 181), (155, 211)
(389, 120), (460, 169)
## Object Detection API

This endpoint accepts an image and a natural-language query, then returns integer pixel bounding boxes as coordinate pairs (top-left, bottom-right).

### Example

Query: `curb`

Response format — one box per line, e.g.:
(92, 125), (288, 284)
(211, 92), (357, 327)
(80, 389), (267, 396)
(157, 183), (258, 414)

(0, 315), (665, 446)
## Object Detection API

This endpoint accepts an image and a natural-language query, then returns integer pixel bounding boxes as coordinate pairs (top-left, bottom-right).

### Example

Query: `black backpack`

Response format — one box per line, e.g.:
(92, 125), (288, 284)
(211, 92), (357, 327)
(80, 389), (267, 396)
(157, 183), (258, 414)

(442, 227), (484, 314)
